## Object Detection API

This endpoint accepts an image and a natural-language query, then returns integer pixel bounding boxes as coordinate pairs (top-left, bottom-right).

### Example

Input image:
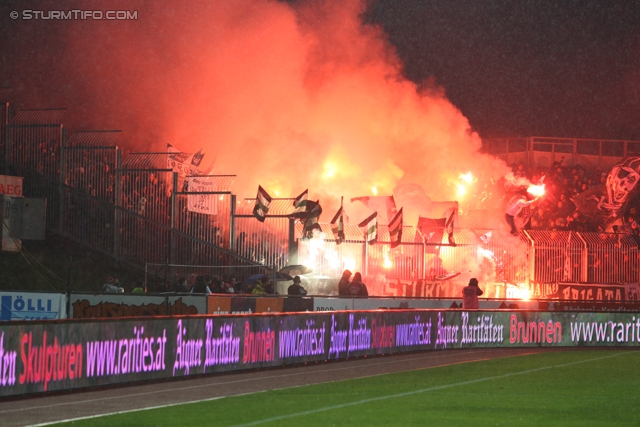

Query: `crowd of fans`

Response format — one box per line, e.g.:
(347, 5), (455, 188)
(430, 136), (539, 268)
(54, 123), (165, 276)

(506, 159), (638, 234)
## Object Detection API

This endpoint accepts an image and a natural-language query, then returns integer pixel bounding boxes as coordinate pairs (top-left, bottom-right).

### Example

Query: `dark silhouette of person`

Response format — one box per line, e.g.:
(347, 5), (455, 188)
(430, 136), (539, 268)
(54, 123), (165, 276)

(287, 276), (307, 296)
(348, 272), (368, 297)
(338, 269), (352, 296)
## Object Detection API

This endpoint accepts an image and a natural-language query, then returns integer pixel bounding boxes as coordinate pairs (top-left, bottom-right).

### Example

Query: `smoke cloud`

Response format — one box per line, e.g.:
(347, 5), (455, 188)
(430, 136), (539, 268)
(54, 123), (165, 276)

(3, 0), (514, 225)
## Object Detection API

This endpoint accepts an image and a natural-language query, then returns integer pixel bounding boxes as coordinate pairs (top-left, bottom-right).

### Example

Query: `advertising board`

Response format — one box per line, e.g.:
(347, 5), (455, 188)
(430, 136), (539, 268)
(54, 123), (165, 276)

(70, 294), (205, 319)
(2, 309), (640, 397)
(313, 297), (540, 311)
(0, 292), (66, 321)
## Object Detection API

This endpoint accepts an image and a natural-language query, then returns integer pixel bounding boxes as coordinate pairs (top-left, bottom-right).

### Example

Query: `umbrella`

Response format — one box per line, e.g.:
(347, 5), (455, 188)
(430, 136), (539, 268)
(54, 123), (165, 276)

(279, 265), (313, 276)
(242, 272), (293, 285)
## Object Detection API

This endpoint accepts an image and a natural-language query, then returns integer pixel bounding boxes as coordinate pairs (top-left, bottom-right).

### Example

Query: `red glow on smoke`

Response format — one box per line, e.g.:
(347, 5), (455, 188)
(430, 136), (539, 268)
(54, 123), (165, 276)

(15, 0), (511, 222)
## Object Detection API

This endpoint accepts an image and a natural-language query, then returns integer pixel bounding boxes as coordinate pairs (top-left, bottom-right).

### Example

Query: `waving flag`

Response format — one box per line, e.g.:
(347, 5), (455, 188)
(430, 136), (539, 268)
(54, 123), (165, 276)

(331, 197), (345, 244)
(301, 200), (322, 238)
(479, 231), (492, 245)
(166, 143), (191, 174)
(253, 186), (272, 222)
(445, 208), (455, 245)
(358, 211), (378, 244)
(389, 207), (403, 248)
(182, 149), (205, 191)
(292, 189), (308, 214)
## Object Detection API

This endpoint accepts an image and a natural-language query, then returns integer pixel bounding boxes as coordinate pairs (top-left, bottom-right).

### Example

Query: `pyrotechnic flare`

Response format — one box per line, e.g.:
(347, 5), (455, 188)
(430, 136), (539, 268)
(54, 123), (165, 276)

(460, 171), (473, 183)
(527, 184), (546, 197)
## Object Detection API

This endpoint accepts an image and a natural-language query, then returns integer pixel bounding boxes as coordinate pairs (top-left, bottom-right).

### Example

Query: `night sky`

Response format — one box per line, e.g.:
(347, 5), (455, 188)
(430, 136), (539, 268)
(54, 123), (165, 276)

(2, 0), (640, 141)
(366, 0), (640, 139)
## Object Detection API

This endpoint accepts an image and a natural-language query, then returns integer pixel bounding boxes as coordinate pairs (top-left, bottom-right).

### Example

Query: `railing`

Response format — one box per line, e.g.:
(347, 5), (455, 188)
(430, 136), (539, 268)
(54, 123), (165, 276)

(482, 136), (640, 171)
(0, 99), (639, 295)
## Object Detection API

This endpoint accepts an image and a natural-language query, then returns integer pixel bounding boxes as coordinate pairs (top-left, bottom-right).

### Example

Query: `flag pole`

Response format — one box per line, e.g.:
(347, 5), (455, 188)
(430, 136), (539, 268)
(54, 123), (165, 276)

(339, 196), (343, 273)
(363, 227), (368, 277)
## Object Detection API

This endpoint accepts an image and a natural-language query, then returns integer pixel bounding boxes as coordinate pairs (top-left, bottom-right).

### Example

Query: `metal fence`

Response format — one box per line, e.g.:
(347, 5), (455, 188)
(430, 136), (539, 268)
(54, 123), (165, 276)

(144, 263), (278, 291)
(295, 225), (532, 287)
(579, 232), (640, 284)
(233, 199), (293, 270)
(483, 136), (640, 171)
(1, 99), (640, 294)
(65, 131), (120, 202)
(525, 230), (583, 283)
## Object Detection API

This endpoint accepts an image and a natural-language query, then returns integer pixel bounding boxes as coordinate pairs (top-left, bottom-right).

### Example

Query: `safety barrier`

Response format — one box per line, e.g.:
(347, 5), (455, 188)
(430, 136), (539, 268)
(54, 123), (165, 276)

(2, 309), (640, 397)
(1, 106), (640, 294)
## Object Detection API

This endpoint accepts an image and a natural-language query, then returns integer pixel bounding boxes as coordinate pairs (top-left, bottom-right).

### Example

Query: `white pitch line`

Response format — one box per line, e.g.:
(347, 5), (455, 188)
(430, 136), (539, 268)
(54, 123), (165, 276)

(26, 397), (224, 427)
(230, 351), (630, 427)
(21, 348), (519, 427)
(20, 348), (592, 427)
(3, 348), (490, 415)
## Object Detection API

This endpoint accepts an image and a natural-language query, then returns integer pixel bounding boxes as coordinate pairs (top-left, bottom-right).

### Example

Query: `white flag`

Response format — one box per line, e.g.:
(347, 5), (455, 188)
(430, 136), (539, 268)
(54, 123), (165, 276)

(187, 177), (218, 215)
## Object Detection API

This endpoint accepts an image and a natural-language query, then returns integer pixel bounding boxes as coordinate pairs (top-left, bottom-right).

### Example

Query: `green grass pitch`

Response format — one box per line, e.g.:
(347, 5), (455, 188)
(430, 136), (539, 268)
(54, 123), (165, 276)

(57, 350), (640, 427)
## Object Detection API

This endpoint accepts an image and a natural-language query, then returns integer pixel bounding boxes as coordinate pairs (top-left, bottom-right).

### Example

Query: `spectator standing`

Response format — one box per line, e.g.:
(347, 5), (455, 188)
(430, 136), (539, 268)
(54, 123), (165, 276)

(505, 194), (539, 235)
(338, 269), (352, 296)
(462, 278), (483, 309)
(287, 276), (308, 296)
(348, 272), (368, 297)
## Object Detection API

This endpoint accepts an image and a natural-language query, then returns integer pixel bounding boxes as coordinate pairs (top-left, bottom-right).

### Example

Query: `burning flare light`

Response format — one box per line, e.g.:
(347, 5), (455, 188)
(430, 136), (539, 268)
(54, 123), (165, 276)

(527, 184), (546, 197)
(383, 254), (392, 269)
(511, 285), (531, 301)
(455, 171), (475, 198)
(460, 171), (473, 183)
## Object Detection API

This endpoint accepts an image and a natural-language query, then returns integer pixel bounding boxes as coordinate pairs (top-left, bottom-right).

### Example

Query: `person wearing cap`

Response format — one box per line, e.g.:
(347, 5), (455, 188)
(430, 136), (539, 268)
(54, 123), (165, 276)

(462, 278), (483, 310)
(287, 276), (307, 296)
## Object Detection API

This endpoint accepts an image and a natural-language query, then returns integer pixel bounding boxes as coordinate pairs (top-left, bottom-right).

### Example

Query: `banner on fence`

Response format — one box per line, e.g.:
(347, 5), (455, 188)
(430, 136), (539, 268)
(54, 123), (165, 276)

(0, 175), (23, 197)
(0, 292), (66, 321)
(70, 294), (205, 319)
(187, 177), (219, 215)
